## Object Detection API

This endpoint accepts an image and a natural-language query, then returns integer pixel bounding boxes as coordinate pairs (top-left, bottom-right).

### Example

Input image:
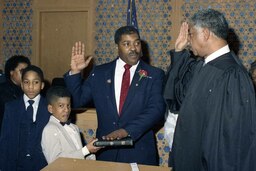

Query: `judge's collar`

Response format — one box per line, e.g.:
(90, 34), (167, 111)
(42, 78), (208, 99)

(204, 45), (230, 64)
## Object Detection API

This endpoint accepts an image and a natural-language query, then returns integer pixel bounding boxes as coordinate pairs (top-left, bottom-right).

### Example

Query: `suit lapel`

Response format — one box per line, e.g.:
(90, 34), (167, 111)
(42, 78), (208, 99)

(34, 98), (49, 135)
(18, 97), (27, 124)
(73, 127), (83, 147)
(35, 98), (45, 123)
(61, 126), (78, 150)
(18, 98), (27, 124)
(105, 61), (120, 118)
(51, 116), (78, 150)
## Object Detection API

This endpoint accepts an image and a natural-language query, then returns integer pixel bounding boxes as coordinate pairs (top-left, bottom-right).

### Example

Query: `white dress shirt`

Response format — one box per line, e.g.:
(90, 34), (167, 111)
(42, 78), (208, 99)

(23, 94), (41, 122)
(114, 58), (139, 113)
(204, 45), (230, 65)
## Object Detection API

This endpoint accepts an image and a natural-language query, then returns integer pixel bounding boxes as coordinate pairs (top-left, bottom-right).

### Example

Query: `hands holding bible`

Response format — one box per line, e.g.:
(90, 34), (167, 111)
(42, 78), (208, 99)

(102, 129), (129, 140)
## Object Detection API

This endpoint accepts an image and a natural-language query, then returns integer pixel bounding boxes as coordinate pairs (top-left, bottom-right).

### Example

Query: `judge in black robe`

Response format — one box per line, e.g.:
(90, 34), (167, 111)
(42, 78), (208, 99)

(167, 9), (256, 171)
(250, 61), (256, 91)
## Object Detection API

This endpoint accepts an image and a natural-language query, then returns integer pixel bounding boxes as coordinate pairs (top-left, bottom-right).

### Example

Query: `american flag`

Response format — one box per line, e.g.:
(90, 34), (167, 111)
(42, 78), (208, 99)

(127, 0), (138, 30)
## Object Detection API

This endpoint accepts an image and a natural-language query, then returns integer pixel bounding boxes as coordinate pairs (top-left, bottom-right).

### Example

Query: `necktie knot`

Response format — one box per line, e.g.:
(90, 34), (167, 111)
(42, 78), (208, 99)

(28, 100), (34, 106)
(124, 64), (132, 70)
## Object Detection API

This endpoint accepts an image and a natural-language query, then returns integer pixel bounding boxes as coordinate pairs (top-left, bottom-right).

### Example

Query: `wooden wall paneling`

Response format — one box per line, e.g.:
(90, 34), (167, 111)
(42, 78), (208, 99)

(32, 0), (96, 83)
(39, 10), (88, 82)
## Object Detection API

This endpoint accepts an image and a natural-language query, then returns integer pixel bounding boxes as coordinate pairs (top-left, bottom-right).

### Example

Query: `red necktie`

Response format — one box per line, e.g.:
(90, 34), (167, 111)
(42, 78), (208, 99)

(119, 64), (132, 114)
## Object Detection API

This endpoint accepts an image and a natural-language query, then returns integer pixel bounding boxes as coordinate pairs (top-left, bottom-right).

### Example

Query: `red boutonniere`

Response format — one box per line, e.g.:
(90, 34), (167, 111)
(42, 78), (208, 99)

(138, 69), (151, 81)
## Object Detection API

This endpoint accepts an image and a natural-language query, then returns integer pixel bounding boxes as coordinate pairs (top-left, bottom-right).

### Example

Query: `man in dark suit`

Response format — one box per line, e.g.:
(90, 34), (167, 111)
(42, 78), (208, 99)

(0, 55), (31, 132)
(0, 65), (50, 171)
(64, 26), (166, 165)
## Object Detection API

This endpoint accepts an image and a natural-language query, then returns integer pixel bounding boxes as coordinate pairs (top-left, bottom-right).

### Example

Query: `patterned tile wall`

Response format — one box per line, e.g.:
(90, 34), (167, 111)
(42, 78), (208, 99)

(94, 0), (173, 71)
(1, 0), (255, 167)
(182, 1), (256, 69)
(2, 0), (255, 71)
(94, 0), (256, 70)
(1, 0), (33, 69)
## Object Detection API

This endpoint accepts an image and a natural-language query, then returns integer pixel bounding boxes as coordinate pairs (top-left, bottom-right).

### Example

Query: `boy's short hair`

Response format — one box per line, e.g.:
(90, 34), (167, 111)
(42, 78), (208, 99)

(46, 86), (71, 105)
(5, 55), (31, 80)
(21, 65), (44, 81)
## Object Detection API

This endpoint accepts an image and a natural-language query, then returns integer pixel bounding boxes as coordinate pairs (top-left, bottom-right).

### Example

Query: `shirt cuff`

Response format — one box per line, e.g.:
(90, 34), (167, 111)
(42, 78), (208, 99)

(82, 146), (90, 156)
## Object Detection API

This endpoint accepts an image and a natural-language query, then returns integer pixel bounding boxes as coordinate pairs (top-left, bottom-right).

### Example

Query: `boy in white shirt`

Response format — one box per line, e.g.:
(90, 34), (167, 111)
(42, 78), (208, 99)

(41, 86), (100, 164)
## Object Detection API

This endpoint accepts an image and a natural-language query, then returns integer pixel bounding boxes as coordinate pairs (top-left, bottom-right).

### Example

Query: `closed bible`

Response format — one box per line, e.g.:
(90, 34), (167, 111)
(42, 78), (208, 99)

(93, 137), (133, 147)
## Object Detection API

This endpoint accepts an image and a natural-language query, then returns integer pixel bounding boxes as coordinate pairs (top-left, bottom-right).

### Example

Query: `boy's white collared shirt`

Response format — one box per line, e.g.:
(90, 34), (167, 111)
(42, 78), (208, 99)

(115, 58), (139, 113)
(23, 94), (41, 122)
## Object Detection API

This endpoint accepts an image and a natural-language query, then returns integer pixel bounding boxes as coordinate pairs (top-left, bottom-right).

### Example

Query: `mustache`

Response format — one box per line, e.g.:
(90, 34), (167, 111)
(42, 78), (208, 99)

(129, 51), (139, 56)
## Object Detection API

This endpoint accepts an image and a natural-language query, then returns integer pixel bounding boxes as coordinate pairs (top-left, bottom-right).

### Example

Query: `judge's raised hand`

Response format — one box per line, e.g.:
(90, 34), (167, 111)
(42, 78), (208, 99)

(70, 41), (93, 74)
(102, 129), (128, 141)
(175, 22), (189, 52)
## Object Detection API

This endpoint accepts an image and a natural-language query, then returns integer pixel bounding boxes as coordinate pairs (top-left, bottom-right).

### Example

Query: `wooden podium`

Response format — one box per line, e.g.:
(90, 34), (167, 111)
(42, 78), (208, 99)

(41, 158), (171, 171)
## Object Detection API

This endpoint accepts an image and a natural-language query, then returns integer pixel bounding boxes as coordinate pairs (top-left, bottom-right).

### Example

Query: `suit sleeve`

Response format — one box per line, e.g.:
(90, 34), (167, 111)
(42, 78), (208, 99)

(164, 49), (198, 113)
(0, 104), (12, 169)
(123, 69), (166, 141)
(63, 71), (93, 108)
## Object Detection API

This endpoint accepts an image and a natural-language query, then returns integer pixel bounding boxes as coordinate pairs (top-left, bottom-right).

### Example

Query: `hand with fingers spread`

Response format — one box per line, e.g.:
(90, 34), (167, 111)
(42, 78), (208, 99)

(175, 22), (190, 52)
(70, 41), (93, 74)
(102, 129), (129, 141)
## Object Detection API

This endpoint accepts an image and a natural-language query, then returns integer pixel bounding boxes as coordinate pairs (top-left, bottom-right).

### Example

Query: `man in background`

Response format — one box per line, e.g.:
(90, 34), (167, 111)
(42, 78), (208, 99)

(0, 55), (31, 132)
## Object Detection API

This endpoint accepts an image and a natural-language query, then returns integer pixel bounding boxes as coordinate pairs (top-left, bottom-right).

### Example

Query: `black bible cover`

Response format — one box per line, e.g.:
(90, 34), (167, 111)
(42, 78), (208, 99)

(93, 137), (133, 147)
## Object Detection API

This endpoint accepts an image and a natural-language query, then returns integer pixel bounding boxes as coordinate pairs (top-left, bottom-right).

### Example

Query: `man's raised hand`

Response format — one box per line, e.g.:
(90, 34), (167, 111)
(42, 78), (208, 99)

(70, 41), (93, 74)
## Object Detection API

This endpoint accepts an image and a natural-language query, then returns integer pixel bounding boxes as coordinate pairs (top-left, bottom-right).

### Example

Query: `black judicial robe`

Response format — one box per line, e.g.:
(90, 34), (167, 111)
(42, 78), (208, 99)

(164, 51), (199, 113)
(169, 50), (256, 171)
